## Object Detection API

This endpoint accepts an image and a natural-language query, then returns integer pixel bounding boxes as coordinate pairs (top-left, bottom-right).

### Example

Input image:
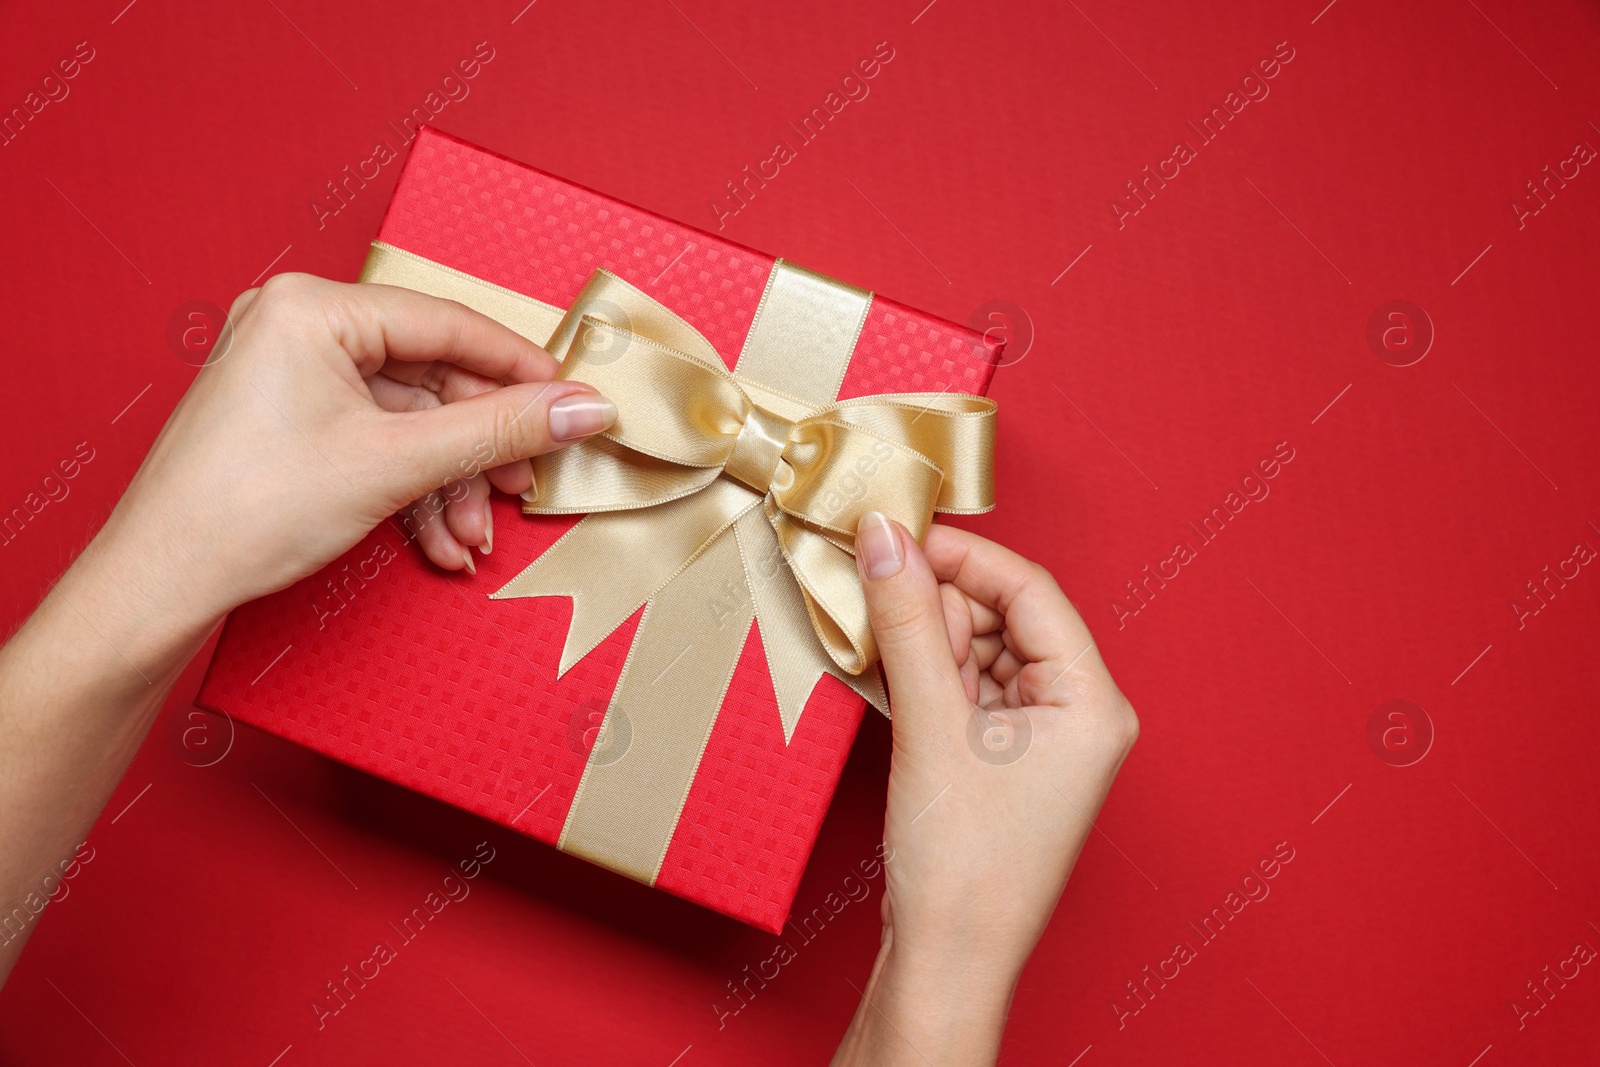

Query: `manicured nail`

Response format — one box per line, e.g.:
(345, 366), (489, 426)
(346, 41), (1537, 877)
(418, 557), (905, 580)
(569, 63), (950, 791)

(482, 499), (494, 555)
(549, 394), (618, 442)
(462, 547), (476, 575)
(856, 511), (904, 580)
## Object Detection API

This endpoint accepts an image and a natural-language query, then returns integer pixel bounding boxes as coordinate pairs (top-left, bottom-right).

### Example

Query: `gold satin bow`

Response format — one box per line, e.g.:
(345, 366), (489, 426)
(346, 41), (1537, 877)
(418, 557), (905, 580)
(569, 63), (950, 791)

(361, 241), (996, 885)
(502, 267), (997, 684)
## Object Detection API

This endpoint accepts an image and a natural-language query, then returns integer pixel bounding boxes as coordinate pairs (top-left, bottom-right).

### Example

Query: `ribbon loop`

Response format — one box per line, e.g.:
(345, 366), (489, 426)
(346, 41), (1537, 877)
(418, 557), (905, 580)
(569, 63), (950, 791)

(563, 318), (747, 470)
(775, 418), (942, 541)
(827, 394), (998, 514)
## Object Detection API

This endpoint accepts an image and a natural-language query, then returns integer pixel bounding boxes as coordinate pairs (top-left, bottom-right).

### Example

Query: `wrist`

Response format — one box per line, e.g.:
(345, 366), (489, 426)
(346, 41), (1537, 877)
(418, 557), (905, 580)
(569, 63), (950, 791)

(49, 509), (226, 682)
(834, 926), (1019, 1067)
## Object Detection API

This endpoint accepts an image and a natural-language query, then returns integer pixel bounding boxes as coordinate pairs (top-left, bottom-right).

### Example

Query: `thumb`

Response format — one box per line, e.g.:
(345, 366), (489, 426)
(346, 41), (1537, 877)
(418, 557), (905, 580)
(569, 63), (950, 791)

(388, 380), (615, 498)
(857, 512), (965, 721)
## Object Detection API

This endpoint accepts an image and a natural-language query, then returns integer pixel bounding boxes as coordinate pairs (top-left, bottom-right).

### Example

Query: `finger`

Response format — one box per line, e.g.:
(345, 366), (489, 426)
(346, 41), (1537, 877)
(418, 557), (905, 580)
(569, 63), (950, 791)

(404, 493), (473, 573)
(855, 512), (965, 724)
(367, 372), (436, 413)
(379, 358), (506, 398)
(384, 380), (615, 502)
(989, 647), (1026, 687)
(369, 365), (507, 415)
(444, 473), (492, 551)
(941, 582), (982, 704)
(959, 652), (981, 706)
(229, 287), (261, 321)
(923, 525), (1098, 671)
(485, 459), (535, 497)
(482, 494), (498, 556)
(952, 586), (1004, 636)
(313, 278), (560, 383)
(976, 673), (1007, 709)
(213, 287), (261, 364)
(367, 372), (537, 494)
(939, 583), (972, 668)
(1003, 673), (1025, 709)
(970, 633), (1005, 673)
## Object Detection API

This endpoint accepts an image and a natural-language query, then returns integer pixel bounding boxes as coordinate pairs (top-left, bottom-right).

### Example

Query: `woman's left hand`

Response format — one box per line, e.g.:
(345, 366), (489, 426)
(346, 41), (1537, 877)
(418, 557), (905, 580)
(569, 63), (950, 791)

(100, 272), (615, 628)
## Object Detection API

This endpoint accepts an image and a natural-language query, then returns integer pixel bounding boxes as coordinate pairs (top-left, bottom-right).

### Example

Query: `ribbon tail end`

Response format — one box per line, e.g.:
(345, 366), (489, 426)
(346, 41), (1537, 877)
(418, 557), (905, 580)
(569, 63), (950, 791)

(556, 643), (586, 679)
(841, 663), (889, 718)
(770, 664), (825, 747)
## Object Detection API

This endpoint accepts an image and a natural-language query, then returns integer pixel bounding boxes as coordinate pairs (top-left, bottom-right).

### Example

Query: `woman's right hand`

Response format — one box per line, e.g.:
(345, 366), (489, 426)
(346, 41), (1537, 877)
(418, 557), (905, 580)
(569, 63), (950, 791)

(834, 517), (1139, 1067)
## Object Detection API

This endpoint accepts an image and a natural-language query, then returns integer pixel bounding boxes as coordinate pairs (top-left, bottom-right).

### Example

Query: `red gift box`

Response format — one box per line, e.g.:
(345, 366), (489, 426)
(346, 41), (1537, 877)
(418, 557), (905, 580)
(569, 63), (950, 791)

(197, 127), (999, 932)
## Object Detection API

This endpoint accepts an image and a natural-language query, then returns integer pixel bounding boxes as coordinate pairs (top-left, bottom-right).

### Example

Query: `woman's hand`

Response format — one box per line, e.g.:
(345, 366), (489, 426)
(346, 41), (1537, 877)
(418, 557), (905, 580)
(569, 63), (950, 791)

(104, 272), (615, 632)
(833, 516), (1139, 1067)
(0, 274), (612, 982)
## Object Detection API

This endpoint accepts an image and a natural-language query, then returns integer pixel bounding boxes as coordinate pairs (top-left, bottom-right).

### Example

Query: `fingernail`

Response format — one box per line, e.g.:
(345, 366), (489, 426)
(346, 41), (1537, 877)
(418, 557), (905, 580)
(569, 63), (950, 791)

(482, 499), (494, 555)
(856, 511), (904, 580)
(549, 394), (618, 442)
(462, 547), (476, 575)
(521, 463), (539, 505)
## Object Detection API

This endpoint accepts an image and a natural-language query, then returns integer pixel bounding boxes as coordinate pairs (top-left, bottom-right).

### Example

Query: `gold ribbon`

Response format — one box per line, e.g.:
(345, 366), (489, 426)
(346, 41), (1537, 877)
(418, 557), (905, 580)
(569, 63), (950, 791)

(361, 241), (996, 885)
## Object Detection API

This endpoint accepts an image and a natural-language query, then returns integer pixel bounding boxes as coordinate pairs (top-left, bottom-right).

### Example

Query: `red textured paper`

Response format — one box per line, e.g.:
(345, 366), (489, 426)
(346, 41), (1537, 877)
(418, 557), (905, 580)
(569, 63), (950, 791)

(195, 128), (1000, 933)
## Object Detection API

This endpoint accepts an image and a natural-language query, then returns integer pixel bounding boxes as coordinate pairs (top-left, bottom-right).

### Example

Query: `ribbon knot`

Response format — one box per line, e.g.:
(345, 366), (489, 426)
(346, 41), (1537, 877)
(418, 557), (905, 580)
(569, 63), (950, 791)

(726, 404), (796, 496)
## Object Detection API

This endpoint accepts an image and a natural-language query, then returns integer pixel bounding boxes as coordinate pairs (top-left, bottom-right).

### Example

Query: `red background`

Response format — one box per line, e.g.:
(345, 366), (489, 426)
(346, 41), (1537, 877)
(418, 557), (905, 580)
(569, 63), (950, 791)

(2, 1), (1598, 1064)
